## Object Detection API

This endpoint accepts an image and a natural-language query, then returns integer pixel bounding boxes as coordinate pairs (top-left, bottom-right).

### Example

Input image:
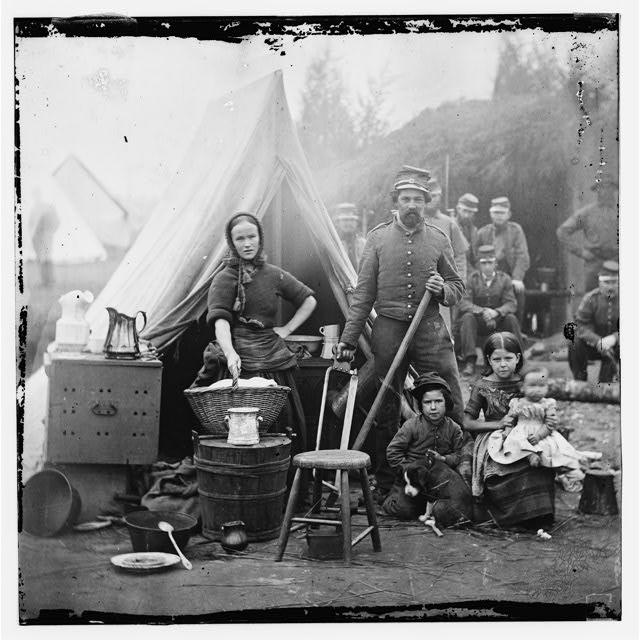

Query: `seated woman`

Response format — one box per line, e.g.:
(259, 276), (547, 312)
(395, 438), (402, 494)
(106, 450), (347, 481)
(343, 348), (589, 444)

(192, 212), (317, 446)
(462, 332), (555, 529)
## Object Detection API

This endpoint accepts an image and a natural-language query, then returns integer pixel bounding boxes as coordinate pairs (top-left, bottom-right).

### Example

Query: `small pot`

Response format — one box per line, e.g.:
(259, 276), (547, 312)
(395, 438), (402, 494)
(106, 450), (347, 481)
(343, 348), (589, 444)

(225, 407), (261, 445)
(124, 510), (198, 554)
(220, 520), (249, 553)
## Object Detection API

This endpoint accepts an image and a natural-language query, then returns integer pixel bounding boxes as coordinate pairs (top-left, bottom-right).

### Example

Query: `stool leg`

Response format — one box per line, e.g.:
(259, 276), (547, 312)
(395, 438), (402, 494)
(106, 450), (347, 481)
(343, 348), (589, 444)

(359, 468), (382, 552)
(312, 470), (323, 513)
(340, 470), (352, 565)
(275, 467), (302, 562)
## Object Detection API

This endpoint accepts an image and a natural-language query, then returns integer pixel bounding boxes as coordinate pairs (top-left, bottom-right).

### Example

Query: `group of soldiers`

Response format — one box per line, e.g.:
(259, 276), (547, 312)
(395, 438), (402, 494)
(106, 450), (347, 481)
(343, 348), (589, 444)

(330, 164), (619, 502)
(332, 166), (620, 383)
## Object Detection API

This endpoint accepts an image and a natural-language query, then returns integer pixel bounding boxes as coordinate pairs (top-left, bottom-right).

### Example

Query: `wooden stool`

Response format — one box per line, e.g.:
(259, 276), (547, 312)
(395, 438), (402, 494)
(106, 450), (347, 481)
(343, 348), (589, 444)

(274, 449), (381, 565)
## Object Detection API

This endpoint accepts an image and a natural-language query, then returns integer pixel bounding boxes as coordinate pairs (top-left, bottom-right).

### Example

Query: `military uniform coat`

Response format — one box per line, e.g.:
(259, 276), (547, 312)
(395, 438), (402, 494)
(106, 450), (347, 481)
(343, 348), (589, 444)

(475, 221), (530, 281)
(341, 216), (465, 347)
(556, 202), (619, 262)
(458, 270), (517, 318)
(575, 288), (619, 346)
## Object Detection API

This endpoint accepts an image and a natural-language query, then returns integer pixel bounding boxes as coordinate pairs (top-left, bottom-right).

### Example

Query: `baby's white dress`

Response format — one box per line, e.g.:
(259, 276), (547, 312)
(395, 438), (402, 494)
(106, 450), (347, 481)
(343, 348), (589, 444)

(488, 397), (580, 469)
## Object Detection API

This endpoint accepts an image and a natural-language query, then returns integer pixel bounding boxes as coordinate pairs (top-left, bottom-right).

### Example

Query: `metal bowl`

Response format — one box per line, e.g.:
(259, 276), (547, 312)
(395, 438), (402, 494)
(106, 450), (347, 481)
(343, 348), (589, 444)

(284, 334), (323, 355)
(124, 510), (198, 554)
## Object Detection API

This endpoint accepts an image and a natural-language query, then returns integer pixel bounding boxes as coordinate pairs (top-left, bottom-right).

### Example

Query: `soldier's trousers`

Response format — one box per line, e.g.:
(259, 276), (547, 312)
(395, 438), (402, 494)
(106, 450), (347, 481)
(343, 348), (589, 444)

(568, 338), (619, 382)
(458, 312), (523, 361)
(370, 314), (464, 492)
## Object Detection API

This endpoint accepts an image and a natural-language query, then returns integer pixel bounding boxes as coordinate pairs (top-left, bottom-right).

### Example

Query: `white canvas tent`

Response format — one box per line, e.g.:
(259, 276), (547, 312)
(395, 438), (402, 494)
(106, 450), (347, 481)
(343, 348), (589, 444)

(53, 155), (133, 250)
(22, 177), (107, 265)
(22, 71), (370, 478)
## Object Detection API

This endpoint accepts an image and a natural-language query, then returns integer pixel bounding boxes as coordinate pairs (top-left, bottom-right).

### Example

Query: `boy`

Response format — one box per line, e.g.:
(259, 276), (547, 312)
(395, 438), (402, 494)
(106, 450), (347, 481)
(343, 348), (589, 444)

(382, 372), (464, 519)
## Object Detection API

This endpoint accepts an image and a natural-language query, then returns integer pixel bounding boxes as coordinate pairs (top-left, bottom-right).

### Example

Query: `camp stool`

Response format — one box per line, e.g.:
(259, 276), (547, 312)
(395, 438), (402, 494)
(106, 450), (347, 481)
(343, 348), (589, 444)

(275, 358), (381, 565)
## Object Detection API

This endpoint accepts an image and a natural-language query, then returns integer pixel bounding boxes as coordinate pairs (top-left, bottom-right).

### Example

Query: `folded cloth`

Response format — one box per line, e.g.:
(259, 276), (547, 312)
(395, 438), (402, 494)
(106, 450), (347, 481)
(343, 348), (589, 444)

(141, 457), (200, 520)
(191, 376), (278, 392)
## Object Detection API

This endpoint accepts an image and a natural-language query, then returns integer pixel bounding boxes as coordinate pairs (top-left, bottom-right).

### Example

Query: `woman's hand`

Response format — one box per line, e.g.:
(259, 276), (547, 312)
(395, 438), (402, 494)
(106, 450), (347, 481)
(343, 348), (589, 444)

(527, 433), (540, 445)
(427, 449), (445, 462)
(273, 296), (317, 341)
(226, 350), (242, 379)
(273, 326), (291, 339)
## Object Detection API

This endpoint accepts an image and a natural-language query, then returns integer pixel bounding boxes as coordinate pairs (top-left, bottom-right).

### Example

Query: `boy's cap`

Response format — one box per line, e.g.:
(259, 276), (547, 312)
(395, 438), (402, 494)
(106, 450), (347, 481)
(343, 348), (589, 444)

(411, 372), (452, 400)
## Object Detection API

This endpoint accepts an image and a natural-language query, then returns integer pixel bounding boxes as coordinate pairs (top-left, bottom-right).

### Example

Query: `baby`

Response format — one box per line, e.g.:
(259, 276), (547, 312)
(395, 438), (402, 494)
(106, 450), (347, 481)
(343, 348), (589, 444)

(489, 369), (580, 470)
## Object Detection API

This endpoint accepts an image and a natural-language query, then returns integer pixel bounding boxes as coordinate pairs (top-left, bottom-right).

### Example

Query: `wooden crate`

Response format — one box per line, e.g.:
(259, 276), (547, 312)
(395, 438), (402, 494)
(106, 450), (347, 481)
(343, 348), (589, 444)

(46, 353), (162, 464)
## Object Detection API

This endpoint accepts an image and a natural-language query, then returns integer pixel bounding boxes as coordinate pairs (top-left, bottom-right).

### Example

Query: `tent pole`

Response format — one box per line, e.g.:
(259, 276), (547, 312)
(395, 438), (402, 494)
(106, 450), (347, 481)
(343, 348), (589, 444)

(273, 188), (283, 325)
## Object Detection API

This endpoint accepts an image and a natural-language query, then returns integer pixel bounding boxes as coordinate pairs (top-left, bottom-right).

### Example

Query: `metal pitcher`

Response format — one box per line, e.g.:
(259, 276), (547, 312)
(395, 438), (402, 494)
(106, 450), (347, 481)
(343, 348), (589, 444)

(103, 307), (147, 359)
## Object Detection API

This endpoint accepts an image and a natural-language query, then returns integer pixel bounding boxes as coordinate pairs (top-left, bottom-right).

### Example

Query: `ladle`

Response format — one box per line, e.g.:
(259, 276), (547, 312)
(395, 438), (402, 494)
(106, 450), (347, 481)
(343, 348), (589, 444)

(158, 521), (192, 570)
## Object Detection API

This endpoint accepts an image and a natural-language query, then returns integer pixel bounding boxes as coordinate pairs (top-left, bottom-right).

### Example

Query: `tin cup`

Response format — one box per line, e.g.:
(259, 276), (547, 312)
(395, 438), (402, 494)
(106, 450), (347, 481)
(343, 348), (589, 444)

(319, 324), (340, 339)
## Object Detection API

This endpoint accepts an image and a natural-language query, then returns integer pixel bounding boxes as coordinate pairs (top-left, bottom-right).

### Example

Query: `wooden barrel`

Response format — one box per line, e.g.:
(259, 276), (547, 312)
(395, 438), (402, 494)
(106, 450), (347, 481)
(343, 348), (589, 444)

(193, 434), (291, 541)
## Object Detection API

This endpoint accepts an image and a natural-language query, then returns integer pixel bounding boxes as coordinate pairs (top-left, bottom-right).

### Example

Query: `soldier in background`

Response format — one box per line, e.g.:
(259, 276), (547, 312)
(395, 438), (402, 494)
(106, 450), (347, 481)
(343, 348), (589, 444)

(556, 172), (619, 293)
(451, 192), (480, 275)
(332, 202), (366, 269)
(424, 178), (469, 282)
(30, 187), (60, 286)
(476, 196), (530, 324)
(456, 245), (523, 377)
(568, 260), (619, 383)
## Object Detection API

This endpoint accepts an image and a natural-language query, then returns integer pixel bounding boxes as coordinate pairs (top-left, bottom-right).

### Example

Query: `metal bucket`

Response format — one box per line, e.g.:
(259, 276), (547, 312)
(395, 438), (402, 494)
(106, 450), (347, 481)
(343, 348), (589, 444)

(193, 434), (291, 541)
(306, 527), (343, 559)
(22, 469), (82, 536)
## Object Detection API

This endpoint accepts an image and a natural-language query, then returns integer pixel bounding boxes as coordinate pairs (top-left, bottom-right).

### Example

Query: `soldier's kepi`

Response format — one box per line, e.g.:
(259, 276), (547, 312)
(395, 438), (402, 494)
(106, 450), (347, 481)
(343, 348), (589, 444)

(335, 165), (465, 499)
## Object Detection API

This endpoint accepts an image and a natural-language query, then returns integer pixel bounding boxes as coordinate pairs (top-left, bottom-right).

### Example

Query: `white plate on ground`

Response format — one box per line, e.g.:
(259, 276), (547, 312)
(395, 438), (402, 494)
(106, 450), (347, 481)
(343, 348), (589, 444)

(73, 520), (113, 532)
(110, 552), (181, 573)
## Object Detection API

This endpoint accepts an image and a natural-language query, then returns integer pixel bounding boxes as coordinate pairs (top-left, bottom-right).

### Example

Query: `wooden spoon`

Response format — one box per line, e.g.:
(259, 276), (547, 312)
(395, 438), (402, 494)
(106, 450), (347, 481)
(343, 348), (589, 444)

(158, 521), (192, 570)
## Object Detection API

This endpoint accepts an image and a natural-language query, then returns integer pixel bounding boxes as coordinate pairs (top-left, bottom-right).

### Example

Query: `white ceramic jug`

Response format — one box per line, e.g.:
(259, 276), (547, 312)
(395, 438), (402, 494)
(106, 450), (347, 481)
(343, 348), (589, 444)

(225, 407), (262, 445)
(319, 324), (340, 339)
(55, 290), (94, 351)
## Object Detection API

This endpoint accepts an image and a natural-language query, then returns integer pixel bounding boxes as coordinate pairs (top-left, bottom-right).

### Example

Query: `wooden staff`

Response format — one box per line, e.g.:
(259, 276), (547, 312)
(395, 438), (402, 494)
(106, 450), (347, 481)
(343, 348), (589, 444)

(352, 289), (433, 451)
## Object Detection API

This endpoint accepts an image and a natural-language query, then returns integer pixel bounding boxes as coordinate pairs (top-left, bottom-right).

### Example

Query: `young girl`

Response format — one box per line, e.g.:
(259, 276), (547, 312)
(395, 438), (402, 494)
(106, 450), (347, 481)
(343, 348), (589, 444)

(487, 368), (580, 470)
(461, 332), (556, 529)
(459, 331), (525, 490)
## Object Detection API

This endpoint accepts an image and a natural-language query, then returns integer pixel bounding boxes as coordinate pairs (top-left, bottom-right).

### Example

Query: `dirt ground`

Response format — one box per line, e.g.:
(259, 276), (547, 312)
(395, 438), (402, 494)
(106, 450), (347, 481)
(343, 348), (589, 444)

(18, 263), (622, 623)
(19, 390), (621, 623)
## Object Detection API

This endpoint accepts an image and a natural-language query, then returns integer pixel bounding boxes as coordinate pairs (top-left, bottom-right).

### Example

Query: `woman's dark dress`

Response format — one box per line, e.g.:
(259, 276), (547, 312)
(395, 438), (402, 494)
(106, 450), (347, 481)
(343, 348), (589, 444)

(464, 376), (555, 527)
(193, 262), (314, 447)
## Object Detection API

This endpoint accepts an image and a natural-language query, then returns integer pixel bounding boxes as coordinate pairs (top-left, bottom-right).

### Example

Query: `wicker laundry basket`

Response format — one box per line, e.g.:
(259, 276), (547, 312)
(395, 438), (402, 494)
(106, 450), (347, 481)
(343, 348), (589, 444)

(184, 384), (291, 435)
